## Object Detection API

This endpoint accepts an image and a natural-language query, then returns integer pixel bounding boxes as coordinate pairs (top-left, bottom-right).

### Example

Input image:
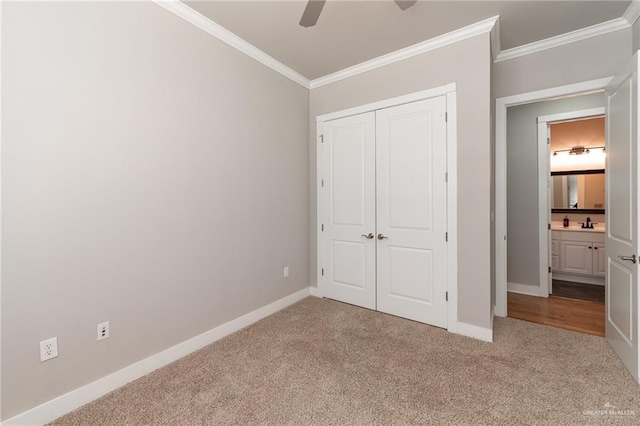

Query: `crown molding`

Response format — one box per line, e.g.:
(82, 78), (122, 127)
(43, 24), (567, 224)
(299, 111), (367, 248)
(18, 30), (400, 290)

(624, 0), (640, 26)
(152, 0), (310, 88)
(495, 16), (630, 63)
(155, 0), (634, 88)
(309, 15), (499, 89)
(490, 15), (501, 62)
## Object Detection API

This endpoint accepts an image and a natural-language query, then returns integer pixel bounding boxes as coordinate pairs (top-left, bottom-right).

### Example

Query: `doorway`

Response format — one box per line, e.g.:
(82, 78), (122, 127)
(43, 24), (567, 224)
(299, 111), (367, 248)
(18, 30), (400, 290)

(502, 99), (607, 337)
(495, 77), (612, 317)
(546, 114), (606, 304)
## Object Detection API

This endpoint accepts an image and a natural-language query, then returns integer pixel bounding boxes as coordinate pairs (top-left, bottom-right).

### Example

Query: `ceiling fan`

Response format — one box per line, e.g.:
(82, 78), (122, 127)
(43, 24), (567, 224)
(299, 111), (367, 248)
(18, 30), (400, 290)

(299, 0), (418, 28)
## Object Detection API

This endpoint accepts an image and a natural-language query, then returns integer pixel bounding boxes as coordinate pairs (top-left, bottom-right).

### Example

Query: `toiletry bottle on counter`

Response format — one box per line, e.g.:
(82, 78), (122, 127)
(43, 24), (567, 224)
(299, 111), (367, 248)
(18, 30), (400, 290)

(563, 216), (569, 227)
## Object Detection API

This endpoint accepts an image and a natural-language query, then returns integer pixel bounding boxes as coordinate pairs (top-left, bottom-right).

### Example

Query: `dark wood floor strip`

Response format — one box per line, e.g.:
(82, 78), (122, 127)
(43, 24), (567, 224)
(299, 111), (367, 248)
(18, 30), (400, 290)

(552, 279), (604, 304)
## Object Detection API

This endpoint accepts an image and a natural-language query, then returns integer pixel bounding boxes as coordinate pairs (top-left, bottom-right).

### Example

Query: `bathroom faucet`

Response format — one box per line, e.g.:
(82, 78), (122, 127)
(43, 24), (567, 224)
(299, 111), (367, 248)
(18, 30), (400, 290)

(582, 217), (593, 229)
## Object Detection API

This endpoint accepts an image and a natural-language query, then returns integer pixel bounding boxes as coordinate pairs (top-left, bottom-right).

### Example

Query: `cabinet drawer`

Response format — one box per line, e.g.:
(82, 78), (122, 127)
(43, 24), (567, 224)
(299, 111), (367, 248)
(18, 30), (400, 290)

(559, 230), (604, 243)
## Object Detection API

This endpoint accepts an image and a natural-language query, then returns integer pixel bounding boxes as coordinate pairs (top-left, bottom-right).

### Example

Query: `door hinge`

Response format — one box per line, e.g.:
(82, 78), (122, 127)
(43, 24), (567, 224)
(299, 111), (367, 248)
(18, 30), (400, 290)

(321, 224), (324, 232)
(445, 112), (448, 122)
(547, 137), (550, 145)
(320, 134), (324, 143)
(321, 179), (324, 188)
(548, 223), (551, 230)
(321, 268), (324, 276)
(548, 266), (551, 273)
(445, 232), (448, 242)
(445, 172), (448, 183)
(446, 291), (448, 302)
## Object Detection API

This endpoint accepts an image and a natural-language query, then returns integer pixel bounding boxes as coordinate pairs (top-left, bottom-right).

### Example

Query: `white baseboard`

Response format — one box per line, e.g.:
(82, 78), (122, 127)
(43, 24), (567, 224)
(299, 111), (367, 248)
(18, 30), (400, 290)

(456, 321), (493, 342)
(507, 282), (541, 297)
(2, 287), (312, 426)
(552, 272), (605, 286)
(309, 286), (322, 297)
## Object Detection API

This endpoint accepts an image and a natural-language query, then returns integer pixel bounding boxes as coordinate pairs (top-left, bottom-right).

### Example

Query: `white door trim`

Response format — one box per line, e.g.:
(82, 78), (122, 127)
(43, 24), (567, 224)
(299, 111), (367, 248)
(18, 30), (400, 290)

(446, 90), (459, 333)
(316, 84), (456, 123)
(536, 120), (551, 298)
(494, 77), (612, 317)
(316, 84), (458, 333)
(535, 107), (606, 298)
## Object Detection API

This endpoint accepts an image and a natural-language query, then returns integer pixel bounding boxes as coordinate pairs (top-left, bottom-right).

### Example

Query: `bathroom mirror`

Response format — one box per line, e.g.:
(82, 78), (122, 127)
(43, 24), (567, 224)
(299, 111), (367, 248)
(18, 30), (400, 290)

(551, 169), (605, 213)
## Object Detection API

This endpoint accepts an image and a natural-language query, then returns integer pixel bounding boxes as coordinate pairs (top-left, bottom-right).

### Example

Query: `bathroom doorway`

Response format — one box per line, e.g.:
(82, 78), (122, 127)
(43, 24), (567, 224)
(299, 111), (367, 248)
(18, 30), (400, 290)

(544, 112), (606, 297)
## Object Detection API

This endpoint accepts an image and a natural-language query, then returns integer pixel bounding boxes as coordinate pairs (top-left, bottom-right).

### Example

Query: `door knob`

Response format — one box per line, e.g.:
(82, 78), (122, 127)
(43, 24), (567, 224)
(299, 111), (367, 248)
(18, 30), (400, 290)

(377, 234), (388, 240)
(618, 254), (637, 264)
(361, 233), (374, 240)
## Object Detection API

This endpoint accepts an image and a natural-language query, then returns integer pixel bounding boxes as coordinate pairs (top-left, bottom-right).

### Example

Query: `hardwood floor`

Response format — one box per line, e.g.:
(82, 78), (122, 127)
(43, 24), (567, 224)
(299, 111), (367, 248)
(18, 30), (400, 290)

(507, 292), (605, 337)
(552, 280), (604, 304)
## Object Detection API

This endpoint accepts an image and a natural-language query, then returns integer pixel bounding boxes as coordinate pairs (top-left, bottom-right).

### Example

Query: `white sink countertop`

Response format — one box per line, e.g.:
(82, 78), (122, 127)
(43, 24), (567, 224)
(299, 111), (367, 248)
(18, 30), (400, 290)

(551, 221), (605, 233)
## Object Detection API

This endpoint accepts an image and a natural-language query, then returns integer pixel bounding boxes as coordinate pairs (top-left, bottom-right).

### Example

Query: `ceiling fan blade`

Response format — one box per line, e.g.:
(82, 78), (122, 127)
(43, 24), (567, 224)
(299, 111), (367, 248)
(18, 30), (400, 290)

(394, 0), (417, 11)
(299, 0), (326, 27)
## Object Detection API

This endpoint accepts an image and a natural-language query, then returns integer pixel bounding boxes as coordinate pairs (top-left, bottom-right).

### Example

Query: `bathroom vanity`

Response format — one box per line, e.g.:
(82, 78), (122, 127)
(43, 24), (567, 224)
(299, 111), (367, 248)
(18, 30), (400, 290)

(551, 225), (605, 285)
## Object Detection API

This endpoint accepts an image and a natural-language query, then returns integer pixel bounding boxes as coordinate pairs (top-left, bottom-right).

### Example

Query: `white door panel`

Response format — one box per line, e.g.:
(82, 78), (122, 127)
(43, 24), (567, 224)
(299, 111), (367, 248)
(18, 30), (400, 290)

(387, 246), (434, 302)
(376, 97), (448, 327)
(606, 54), (639, 382)
(608, 260), (633, 345)
(322, 112), (376, 310)
(331, 241), (367, 289)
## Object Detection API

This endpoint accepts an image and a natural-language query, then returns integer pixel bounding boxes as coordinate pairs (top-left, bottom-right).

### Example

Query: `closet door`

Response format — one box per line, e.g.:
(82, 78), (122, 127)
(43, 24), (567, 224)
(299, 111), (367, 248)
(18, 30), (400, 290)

(376, 97), (448, 327)
(321, 112), (376, 309)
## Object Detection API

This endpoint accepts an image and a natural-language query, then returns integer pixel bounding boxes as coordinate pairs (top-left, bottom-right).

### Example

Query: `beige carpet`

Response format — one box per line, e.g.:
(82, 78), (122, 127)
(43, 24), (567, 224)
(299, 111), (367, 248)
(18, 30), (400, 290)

(51, 297), (639, 425)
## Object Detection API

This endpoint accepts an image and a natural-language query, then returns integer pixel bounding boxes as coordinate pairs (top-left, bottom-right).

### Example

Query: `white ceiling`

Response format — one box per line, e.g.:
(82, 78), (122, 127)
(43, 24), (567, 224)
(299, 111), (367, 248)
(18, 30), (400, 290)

(185, 0), (631, 80)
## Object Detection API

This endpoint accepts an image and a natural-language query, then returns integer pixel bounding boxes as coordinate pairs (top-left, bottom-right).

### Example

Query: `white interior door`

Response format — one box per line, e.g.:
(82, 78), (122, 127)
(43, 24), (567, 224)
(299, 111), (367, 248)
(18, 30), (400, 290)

(606, 53), (639, 383)
(375, 97), (448, 327)
(321, 112), (376, 309)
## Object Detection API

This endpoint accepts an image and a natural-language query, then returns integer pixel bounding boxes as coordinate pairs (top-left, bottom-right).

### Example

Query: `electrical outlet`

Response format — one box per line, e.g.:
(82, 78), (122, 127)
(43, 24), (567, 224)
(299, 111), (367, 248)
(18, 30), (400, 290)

(40, 337), (58, 362)
(97, 321), (110, 341)
(284, 266), (289, 278)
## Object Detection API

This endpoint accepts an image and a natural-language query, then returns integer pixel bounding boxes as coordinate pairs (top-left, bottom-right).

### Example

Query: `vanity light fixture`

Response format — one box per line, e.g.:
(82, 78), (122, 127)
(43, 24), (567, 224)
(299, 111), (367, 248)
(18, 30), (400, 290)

(552, 146), (605, 156)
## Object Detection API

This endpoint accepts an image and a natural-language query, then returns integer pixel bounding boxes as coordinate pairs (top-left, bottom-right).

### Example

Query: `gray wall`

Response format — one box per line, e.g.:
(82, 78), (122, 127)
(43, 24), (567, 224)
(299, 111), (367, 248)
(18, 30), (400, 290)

(494, 29), (630, 98)
(310, 34), (493, 329)
(506, 93), (605, 288)
(2, 1), (309, 420)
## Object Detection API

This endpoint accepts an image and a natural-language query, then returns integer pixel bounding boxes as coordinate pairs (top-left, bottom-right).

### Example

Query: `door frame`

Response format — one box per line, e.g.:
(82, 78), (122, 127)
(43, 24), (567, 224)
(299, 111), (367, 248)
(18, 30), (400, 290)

(315, 83), (459, 332)
(536, 108), (606, 298)
(495, 77), (612, 317)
